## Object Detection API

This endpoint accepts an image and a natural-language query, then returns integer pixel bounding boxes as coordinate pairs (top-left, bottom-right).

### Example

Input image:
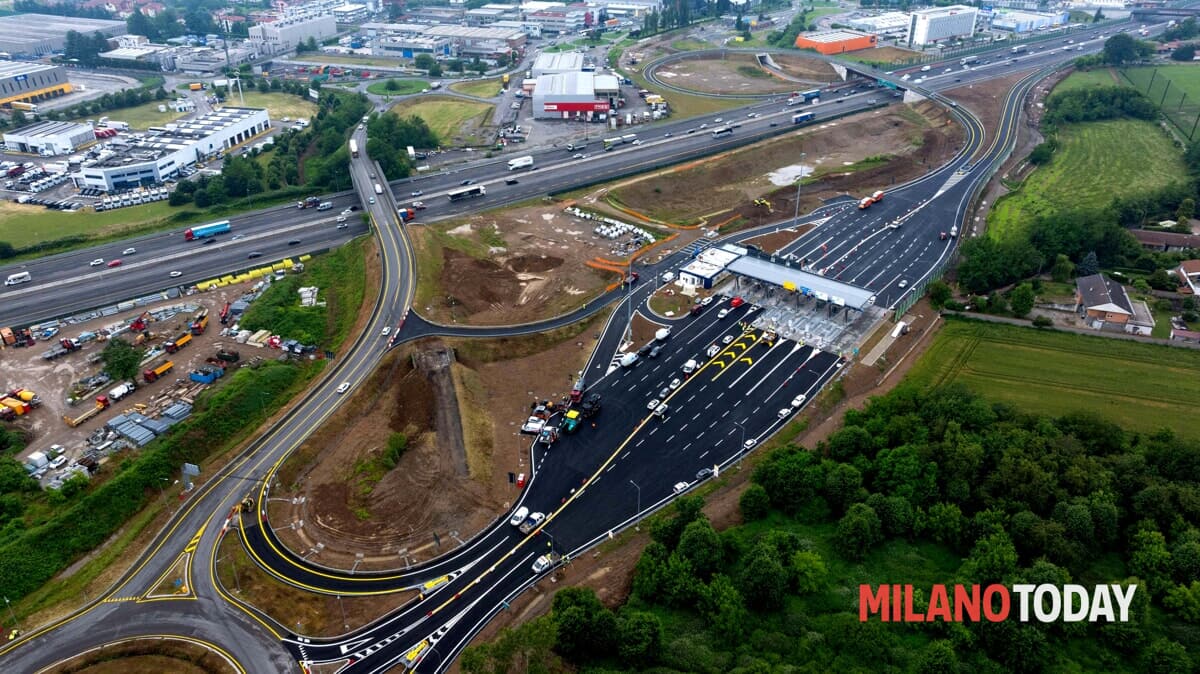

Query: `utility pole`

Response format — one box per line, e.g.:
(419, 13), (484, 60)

(628, 479), (641, 529)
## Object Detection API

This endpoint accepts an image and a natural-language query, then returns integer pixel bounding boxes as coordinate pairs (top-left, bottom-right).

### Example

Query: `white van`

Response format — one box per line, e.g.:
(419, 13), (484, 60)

(4, 271), (31, 286)
(620, 352), (639, 368)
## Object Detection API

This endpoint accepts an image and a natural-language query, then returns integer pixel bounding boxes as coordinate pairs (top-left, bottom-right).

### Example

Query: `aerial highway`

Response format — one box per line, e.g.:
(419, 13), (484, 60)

(0, 18), (1151, 673)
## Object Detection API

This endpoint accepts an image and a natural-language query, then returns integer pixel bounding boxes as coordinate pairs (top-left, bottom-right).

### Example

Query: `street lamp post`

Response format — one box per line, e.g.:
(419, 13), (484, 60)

(628, 479), (641, 529)
(791, 152), (808, 227)
(4, 596), (18, 631)
(735, 422), (747, 469)
(337, 595), (348, 630)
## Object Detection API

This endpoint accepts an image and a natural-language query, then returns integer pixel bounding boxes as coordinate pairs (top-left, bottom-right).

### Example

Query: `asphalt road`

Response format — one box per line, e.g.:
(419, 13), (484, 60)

(0, 18), (1154, 673)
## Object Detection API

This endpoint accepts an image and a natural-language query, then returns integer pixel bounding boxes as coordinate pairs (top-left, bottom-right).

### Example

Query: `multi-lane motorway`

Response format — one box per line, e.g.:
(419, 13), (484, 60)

(0, 18), (1152, 673)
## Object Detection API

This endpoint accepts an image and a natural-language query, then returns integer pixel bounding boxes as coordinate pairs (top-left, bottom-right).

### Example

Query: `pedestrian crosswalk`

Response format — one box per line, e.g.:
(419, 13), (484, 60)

(937, 170), (969, 196)
(683, 237), (714, 257)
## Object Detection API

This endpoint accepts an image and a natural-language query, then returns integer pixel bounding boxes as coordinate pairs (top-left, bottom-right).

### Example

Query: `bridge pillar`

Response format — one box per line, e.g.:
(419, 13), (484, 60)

(831, 64), (848, 82)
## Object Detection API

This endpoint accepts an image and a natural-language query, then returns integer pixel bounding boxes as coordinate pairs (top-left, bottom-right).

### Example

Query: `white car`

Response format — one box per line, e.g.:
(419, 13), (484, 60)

(669, 378), (681, 390)
(411, 190), (423, 197)
(336, 382), (351, 394)
(722, 335), (734, 345)
(706, 344), (721, 357)
(337, 215), (348, 223)
(48, 455), (68, 470)
(381, 326), (391, 336)
(713, 118), (723, 123)
(369, 197), (376, 204)
(899, 279), (909, 288)
(509, 506), (530, 527)
(647, 398), (661, 411)
(673, 481), (689, 495)
(89, 258), (104, 267)
(532, 554), (554, 573)
(122, 247), (136, 255)
(700, 296), (714, 306)
(631, 139), (643, 146)
(717, 308), (729, 319)
(791, 394), (807, 408)
(231, 234), (246, 241)
(744, 438), (757, 450)
(573, 153), (585, 159)
(169, 271), (183, 278)
(521, 416), (545, 434)
(341, 208), (353, 216)
(777, 407), (793, 419)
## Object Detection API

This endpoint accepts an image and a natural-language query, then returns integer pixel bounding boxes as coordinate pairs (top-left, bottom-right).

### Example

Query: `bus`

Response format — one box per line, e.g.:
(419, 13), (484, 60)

(710, 126), (733, 138)
(447, 185), (486, 202)
(792, 112), (815, 125)
(349, 138), (358, 158)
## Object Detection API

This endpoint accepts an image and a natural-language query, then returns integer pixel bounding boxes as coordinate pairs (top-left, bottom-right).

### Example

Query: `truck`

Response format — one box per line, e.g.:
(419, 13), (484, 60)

(143, 361), (174, 383)
(25, 451), (49, 473)
(507, 155), (534, 171)
(298, 196), (321, 209)
(215, 349), (240, 363)
(184, 220), (231, 241)
(566, 141), (587, 151)
(108, 381), (136, 401)
(859, 197), (873, 210)
(165, 332), (192, 354)
(189, 366), (225, 384)
(579, 392), (601, 419)
(960, 55), (978, 66)
(502, 73), (510, 86)
(871, 190), (884, 203)
(317, 201), (333, 211)
(10, 101), (38, 113)
(373, 182), (383, 195)
(349, 139), (359, 158)
(397, 207), (417, 222)
(1011, 45), (1027, 54)
(560, 409), (581, 433)
(190, 310), (209, 335)
(792, 111), (815, 125)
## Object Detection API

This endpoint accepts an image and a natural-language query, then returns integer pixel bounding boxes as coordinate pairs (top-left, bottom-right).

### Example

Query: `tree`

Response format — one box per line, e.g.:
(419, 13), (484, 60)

(1177, 197), (1195, 224)
(1077, 251), (1100, 277)
(676, 519), (722, 579)
(1130, 528), (1173, 596)
(552, 588), (615, 662)
(1164, 581), (1200, 623)
(1141, 639), (1192, 674)
(1102, 33), (1145, 65)
(916, 640), (960, 674)
(738, 543), (788, 610)
(384, 78), (400, 92)
(1009, 283), (1035, 317)
(616, 611), (662, 662)
(791, 550), (828, 594)
(739, 483), (770, 521)
(1051, 253), (1075, 282)
(927, 279), (952, 309)
(1171, 44), (1196, 62)
(700, 573), (748, 639)
(960, 531), (1018, 583)
(1032, 315), (1053, 328)
(1147, 269), (1177, 291)
(1029, 140), (1056, 165)
(414, 54), (435, 71)
(835, 503), (882, 560)
(101, 337), (144, 381)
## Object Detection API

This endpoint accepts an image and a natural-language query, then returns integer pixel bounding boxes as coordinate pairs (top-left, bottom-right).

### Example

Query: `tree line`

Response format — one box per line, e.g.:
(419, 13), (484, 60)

(464, 383), (1200, 672)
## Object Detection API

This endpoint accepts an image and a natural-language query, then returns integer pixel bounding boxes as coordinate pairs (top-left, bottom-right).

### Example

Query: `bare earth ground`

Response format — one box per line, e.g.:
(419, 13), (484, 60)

(743, 223), (816, 254)
(770, 54), (841, 83)
(610, 101), (963, 225)
(656, 54), (805, 95)
(270, 311), (610, 571)
(45, 637), (235, 674)
(862, 46), (923, 64)
(412, 204), (621, 325)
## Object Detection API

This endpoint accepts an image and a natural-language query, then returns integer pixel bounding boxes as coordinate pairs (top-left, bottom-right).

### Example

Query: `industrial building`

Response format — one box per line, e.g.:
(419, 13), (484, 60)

(332, 3), (370, 22)
(988, 9), (1069, 33)
(3, 121), (96, 156)
(526, 7), (590, 34)
(374, 35), (451, 58)
(847, 12), (911, 38)
(678, 246), (742, 289)
(794, 29), (877, 55)
(0, 62), (71, 110)
(492, 20), (543, 38)
(249, 13), (338, 55)
(75, 107), (270, 192)
(99, 35), (174, 69)
(907, 5), (979, 47)
(421, 25), (527, 57)
(532, 51), (584, 77)
(532, 72), (613, 119)
(0, 13), (126, 57)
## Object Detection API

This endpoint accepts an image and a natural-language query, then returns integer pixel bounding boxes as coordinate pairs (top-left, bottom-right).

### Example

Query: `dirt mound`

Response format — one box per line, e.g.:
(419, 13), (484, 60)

(770, 54), (840, 82)
(508, 254), (563, 273)
(442, 249), (524, 314)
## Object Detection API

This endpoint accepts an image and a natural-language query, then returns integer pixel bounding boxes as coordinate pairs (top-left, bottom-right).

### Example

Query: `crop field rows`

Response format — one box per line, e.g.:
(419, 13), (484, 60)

(909, 319), (1200, 440)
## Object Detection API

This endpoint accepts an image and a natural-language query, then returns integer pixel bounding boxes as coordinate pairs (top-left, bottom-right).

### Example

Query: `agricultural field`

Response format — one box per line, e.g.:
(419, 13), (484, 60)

(387, 95), (493, 145)
(366, 79), (429, 96)
(907, 318), (1200, 441)
(448, 77), (503, 98)
(987, 119), (1185, 242)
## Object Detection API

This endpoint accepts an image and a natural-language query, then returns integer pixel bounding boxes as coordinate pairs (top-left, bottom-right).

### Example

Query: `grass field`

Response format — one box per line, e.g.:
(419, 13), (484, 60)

(1119, 64), (1200, 137)
(387, 96), (493, 144)
(366, 79), (429, 96)
(448, 77), (503, 98)
(0, 200), (181, 249)
(907, 318), (1200, 441)
(670, 38), (713, 51)
(297, 54), (406, 68)
(236, 92), (318, 123)
(68, 99), (187, 130)
(987, 119), (1185, 242)
(625, 63), (755, 118)
(1053, 68), (1122, 93)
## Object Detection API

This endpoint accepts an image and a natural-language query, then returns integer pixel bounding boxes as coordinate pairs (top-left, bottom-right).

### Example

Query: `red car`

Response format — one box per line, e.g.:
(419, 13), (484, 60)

(730, 296), (745, 308)
(106, 259), (122, 268)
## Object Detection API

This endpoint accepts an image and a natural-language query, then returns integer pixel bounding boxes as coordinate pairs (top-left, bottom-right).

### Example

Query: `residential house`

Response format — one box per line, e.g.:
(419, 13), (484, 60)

(1178, 260), (1200, 295)
(1075, 273), (1155, 336)
(1171, 327), (1200, 343)
(1132, 229), (1200, 252)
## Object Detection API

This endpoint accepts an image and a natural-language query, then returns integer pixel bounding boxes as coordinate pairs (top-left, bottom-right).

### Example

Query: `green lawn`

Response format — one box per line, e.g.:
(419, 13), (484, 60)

(448, 77), (503, 98)
(366, 79), (429, 96)
(1119, 64), (1200, 135)
(387, 95), (493, 145)
(0, 199), (181, 249)
(297, 54), (407, 68)
(1053, 68), (1123, 93)
(988, 119), (1185, 242)
(236, 91), (318, 122)
(67, 99), (187, 130)
(670, 38), (713, 51)
(907, 318), (1200, 441)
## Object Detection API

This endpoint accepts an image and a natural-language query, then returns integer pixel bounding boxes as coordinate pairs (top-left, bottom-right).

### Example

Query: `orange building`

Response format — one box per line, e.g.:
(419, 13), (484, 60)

(795, 29), (877, 55)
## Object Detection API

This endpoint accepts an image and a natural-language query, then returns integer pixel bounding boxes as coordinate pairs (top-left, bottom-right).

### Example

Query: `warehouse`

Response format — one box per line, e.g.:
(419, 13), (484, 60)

(794, 29), (877, 55)
(532, 51), (584, 77)
(249, 13), (338, 55)
(988, 9), (1069, 34)
(908, 5), (979, 47)
(0, 13), (126, 57)
(4, 121), (95, 156)
(75, 107), (270, 192)
(0, 62), (72, 109)
(847, 12), (911, 38)
(532, 72), (611, 119)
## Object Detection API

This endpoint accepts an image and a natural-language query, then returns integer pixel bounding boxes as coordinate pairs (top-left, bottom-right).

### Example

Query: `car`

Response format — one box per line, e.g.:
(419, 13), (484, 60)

(706, 344), (721, 357)
(412, 201), (426, 209)
(899, 279), (909, 288)
(647, 398), (661, 411)
(700, 296), (714, 306)
(714, 117), (723, 123)
(336, 382), (350, 394)
(747, 112), (759, 118)
(658, 387), (671, 400)
(631, 139), (642, 146)
(673, 481), (689, 495)
(169, 271), (183, 278)
(572, 153), (585, 159)
(722, 334), (734, 345)
(460, 179), (474, 186)
(288, 239), (301, 246)
(523, 511), (545, 530)
(717, 308), (729, 319)
(369, 172), (376, 179)
(411, 190), (423, 197)
(509, 506), (530, 527)
(505, 178), (519, 185)
(382, 326), (392, 337)
(669, 378), (681, 390)
(778, 407), (794, 419)
(663, 132), (672, 137)
(696, 467), (713, 480)
(122, 247), (136, 255)
(247, 252), (263, 259)
(955, 78), (961, 82)
(744, 438), (757, 450)
(342, 208), (354, 216)
(649, 345), (663, 359)
(730, 296), (745, 308)
(48, 455), (68, 470)
(368, 197), (376, 204)
(230, 234), (245, 241)
(532, 554), (554, 574)
(521, 416), (545, 434)
(89, 258), (104, 266)
(699, 123), (708, 129)
(106, 259), (122, 268)
(791, 394), (807, 408)
(337, 215), (348, 223)
(769, 122), (779, 127)
(358, 124), (364, 130)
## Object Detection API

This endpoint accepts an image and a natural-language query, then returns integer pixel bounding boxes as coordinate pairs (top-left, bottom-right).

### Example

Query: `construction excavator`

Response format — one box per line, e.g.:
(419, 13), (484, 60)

(753, 198), (773, 213)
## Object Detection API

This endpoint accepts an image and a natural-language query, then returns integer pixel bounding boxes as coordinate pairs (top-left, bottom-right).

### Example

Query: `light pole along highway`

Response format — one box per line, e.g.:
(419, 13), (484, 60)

(0, 19), (1144, 673)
